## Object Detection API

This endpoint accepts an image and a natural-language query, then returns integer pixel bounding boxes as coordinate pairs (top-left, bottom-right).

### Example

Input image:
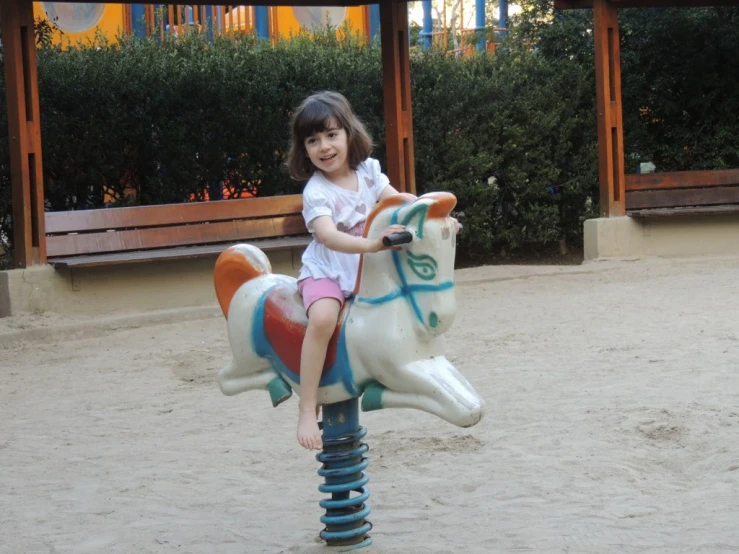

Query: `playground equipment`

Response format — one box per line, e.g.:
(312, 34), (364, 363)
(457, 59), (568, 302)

(417, 0), (507, 55)
(31, 2), (372, 45)
(32, 1), (505, 53)
(213, 191), (484, 549)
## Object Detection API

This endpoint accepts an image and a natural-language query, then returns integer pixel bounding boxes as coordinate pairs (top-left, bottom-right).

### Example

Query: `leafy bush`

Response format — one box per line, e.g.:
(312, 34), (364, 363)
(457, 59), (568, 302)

(412, 49), (597, 255)
(511, 1), (739, 172)
(0, 29), (596, 259)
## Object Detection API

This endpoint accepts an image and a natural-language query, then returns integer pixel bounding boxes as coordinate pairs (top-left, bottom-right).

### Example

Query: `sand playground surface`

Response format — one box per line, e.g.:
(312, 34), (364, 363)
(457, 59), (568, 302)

(2, 255), (739, 554)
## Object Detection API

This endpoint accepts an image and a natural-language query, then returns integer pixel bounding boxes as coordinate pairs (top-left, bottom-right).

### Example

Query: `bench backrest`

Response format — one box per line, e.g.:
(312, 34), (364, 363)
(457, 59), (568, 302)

(45, 195), (307, 258)
(626, 169), (739, 211)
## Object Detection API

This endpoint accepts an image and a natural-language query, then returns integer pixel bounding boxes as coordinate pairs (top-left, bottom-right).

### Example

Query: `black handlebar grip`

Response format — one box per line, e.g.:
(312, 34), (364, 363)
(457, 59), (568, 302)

(382, 231), (414, 247)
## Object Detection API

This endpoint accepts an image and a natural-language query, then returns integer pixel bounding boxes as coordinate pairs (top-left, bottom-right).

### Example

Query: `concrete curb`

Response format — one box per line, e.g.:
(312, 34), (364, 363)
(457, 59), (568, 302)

(0, 265), (601, 347)
(2, 256), (706, 347)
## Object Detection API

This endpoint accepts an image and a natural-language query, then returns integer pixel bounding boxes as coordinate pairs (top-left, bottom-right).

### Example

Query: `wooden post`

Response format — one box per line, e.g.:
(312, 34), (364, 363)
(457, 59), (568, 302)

(1, 0), (47, 267)
(379, 0), (416, 194)
(593, 0), (625, 217)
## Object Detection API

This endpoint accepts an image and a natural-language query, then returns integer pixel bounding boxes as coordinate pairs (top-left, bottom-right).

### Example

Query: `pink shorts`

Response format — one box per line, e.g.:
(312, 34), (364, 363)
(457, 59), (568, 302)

(298, 277), (345, 315)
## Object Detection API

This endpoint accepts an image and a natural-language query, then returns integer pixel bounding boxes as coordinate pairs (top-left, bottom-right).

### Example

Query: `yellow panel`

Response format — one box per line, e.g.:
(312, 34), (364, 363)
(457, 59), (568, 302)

(33, 3), (127, 47)
(275, 6), (366, 39)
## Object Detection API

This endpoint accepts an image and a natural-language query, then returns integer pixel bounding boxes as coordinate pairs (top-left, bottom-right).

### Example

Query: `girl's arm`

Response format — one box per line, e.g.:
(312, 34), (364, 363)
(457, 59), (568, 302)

(312, 216), (404, 254)
(378, 184), (402, 201)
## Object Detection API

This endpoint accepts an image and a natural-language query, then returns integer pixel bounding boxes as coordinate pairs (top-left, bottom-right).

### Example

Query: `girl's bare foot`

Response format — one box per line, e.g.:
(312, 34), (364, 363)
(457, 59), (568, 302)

(298, 406), (322, 450)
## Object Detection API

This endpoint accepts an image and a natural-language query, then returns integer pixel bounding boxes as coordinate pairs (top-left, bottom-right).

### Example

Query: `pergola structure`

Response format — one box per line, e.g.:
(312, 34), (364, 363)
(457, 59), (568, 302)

(554, 0), (739, 219)
(1, 0), (415, 268)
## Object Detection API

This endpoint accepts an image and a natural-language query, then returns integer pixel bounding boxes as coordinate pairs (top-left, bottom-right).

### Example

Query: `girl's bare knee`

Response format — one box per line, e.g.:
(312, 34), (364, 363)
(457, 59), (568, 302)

(307, 300), (341, 337)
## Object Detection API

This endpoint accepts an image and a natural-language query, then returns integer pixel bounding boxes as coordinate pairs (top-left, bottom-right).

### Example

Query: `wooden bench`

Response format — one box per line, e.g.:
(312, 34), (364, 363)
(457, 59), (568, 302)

(45, 195), (310, 269)
(626, 169), (739, 219)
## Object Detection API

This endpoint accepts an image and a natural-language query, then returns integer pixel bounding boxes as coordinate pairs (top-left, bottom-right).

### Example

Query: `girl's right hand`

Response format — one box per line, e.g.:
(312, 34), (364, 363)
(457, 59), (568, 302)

(367, 225), (407, 253)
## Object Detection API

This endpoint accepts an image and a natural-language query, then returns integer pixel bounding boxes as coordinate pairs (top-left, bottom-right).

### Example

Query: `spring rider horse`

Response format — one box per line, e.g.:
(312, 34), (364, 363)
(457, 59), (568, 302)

(213, 191), (484, 551)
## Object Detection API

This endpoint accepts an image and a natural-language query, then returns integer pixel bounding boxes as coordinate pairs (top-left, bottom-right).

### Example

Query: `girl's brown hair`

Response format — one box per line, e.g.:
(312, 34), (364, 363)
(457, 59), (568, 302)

(286, 91), (373, 180)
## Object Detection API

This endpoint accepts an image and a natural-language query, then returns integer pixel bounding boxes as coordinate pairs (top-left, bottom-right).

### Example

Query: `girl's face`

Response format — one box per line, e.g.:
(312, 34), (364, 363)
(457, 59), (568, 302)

(304, 121), (349, 178)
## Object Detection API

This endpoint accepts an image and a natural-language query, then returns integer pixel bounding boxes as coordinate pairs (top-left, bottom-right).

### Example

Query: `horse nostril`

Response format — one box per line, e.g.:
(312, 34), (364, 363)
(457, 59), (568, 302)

(428, 312), (439, 328)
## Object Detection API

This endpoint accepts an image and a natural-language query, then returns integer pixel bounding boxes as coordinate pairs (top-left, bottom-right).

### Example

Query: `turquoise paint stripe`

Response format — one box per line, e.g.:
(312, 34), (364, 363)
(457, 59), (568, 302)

(389, 207), (423, 321)
(355, 280), (454, 306)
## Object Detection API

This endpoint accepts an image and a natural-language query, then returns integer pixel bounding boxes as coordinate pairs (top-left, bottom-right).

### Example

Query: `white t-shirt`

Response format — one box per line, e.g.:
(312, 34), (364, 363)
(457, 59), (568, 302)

(299, 158), (390, 294)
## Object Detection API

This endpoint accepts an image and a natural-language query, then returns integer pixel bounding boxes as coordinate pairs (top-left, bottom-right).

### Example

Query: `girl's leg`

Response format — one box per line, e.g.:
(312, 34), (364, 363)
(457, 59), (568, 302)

(297, 297), (342, 450)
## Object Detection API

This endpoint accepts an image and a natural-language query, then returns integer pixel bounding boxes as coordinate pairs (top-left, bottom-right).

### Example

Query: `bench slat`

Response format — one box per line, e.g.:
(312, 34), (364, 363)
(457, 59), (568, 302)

(628, 205), (739, 219)
(625, 169), (739, 192)
(45, 195), (304, 234)
(48, 235), (312, 269)
(47, 215), (307, 257)
(625, 186), (739, 210)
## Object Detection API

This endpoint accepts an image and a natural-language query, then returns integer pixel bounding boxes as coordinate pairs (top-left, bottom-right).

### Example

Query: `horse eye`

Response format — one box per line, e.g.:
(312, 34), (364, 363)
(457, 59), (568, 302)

(407, 252), (438, 281)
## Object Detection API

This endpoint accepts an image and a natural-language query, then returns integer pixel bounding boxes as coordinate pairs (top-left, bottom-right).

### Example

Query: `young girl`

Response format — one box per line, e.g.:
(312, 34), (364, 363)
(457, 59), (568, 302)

(287, 91), (405, 450)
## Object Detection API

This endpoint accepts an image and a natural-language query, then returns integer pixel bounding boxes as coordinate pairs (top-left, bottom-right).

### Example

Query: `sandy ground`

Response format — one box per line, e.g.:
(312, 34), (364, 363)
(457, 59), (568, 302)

(2, 256), (739, 554)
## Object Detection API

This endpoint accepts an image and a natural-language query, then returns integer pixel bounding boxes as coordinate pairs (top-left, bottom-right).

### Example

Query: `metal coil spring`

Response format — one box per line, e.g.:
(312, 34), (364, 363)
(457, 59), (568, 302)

(316, 425), (372, 551)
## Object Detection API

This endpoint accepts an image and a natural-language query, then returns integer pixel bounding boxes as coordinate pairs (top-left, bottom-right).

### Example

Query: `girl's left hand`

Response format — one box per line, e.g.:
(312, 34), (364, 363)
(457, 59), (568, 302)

(451, 217), (462, 234)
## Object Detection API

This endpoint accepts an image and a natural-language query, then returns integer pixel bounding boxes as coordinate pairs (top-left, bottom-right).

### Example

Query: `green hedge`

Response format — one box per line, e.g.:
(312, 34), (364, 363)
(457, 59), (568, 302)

(512, 2), (739, 172)
(0, 30), (596, 261)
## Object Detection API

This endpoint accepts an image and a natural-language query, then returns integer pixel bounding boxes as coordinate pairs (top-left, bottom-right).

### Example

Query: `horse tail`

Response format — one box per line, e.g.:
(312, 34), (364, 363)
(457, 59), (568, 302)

(213, 244), (272, 318)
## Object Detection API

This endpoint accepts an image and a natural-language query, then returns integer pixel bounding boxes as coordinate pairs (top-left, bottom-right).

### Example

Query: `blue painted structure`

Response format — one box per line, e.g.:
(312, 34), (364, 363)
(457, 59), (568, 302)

(369, 4), (380, 43)
(475, 0), (486, 51)
(317, 399), (372, 550)
(200, 6), (215, 41)
(131, 4), (147, 38)
(255, 6), (269, 40)
(421, 0), (433, 50)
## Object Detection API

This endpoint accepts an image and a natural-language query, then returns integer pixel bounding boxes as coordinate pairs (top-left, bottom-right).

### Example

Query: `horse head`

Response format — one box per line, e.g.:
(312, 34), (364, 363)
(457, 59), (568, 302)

(353, 192), (458, 339)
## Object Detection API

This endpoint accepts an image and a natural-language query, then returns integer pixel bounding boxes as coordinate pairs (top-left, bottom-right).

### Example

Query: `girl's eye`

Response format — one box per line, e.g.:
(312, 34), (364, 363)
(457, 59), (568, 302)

(328, 132), (336, 138)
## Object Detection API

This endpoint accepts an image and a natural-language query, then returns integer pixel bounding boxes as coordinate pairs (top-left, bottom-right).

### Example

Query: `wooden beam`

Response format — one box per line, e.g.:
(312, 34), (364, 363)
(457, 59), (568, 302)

(46, 215), (307, 257)
(626, 186), (739, 209)
(380, 0), (416, 194)
(554, 0), (594, 8)
(48, 236), (312, 269)
(593, 0), (625, 217)
(625, 169), (739, 191)
(1, 0), (46, 267)
(628, 205), (739, 218)
(45, 194), (304, 234)
(122, 5), (133, 35)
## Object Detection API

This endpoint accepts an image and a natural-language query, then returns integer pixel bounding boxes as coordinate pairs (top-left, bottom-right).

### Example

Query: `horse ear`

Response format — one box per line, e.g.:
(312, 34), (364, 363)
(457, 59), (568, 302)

(423, 192), (457, 219)
(398, 202), (431, 238)
(397, 193), (457, 238)
(364, 194), (414, 237)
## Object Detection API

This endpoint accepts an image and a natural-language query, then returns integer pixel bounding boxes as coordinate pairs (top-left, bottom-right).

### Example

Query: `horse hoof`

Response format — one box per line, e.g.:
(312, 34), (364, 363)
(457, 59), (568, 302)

(268, 376), (293, 407)
(361, 381), (386, 412)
